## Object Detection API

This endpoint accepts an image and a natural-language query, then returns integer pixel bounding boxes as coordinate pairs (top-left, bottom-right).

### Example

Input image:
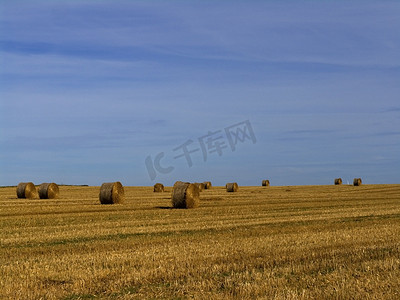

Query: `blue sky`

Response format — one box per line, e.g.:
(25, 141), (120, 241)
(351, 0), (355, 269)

(1, 1), (399, 186)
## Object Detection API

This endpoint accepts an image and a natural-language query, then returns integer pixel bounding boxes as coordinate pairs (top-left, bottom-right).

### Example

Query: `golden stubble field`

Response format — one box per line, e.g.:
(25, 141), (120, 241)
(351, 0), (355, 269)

(0, 184), (399, 299)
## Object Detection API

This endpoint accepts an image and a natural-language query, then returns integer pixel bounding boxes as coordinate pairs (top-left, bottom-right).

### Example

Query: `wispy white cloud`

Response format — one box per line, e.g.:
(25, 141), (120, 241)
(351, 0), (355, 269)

(2, 1), (399, 67)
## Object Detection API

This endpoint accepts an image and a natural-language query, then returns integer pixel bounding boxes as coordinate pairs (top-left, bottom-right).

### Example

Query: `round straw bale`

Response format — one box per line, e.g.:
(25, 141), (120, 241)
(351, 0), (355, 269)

(171, 182), (200, 208)
(16, 182), (37, 199)
(353, 178), (362, 186)
(199, 182), (205, 191)
(226, 182), (239, 192)
(173, 181), (188, 189)
(153, 183), (164, 192)
(334, 178), (342, 185)
(203, 181), (212, 189)
(262, 180), (270, 186)
(99, 182), (125, 204)
(194, 182), (205, 192)
(38, 183), (59, 199)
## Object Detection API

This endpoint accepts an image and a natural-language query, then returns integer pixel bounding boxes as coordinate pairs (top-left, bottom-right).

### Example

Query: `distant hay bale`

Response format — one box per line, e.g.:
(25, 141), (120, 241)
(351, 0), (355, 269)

(262, 180), (270, 186)
(194, 182), (205, 192)
(173, 181), (187, 189)
(226, 182), (239, 192)
(353, 178), (362, 186)
(203, 181), (212, 189)
(16, 182), (37, 199)
(153, 183), (164, 192)
(38, 183), (59, 199)
(99, 182), (125, 204)
(334, 178), (343, 185)
(171, 182), (200, 208)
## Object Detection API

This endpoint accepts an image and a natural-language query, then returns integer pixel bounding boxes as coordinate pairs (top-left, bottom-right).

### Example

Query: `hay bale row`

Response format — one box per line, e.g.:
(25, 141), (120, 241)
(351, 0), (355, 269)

(332, 178), (362, 186)
(171, 181), (200, 209)
(15, 177), (365, 209)
(262, 180), (270, 186)
(17, 182), (59, 199)
(16, 181), (202, 207)
(99, 182), (125, 204)
(334, 178), (342, 185)
(226, 182), (239, 192)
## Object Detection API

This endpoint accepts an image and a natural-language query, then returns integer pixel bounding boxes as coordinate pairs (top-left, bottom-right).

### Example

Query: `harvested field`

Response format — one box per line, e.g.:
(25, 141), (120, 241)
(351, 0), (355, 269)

(0, 184), (399, 299)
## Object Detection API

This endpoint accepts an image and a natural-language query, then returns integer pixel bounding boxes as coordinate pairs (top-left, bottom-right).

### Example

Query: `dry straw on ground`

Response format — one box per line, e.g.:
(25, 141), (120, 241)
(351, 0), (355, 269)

(38, 183), (59, 199)
(153, 183), (164, 192)
(16, 182), (37, 199)
(99, 182), (125, 204)
(353, 178), (362, 186)
(203, 181), (212, 189)
(334, 178), (343, 185)
(2, 184), (400, 299)
(171, 182), (200, 208)
(262, 180), (270, 186)
(226, 182), (239, 192)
